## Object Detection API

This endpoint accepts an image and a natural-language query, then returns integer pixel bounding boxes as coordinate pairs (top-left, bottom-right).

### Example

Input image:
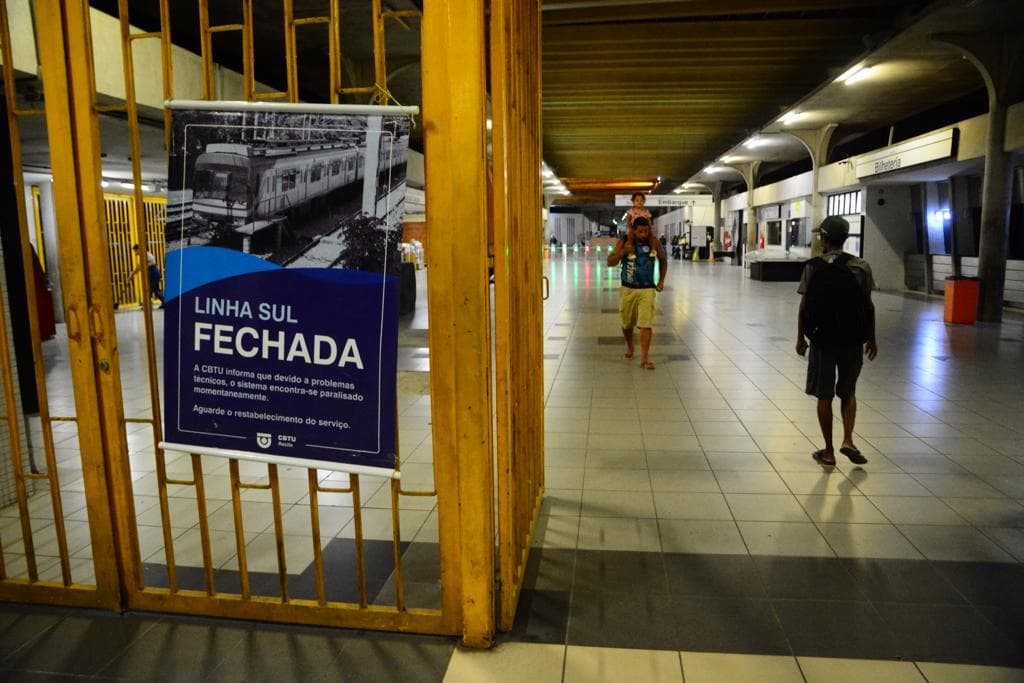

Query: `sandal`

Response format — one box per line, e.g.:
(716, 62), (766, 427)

(812, 449), (836, 466)
(840, 446), (868, 465)
(640, 360), (656, 370)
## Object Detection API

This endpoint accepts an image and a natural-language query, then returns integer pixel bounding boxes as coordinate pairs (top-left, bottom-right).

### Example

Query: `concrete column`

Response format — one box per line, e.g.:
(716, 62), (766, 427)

(710, 181), (726, 260)
(788, 124), (837, 257)
(933, 30), (1024, 321)
(950, 175), (972, 276)
(726, 161), (760, 252)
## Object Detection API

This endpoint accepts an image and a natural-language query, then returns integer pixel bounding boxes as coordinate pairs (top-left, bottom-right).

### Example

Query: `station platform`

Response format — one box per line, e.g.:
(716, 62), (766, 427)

(2, 255), (1023, 681)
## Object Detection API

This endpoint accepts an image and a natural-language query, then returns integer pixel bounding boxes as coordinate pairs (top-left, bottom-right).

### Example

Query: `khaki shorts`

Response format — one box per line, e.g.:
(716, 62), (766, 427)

(620, 286), (656, 329)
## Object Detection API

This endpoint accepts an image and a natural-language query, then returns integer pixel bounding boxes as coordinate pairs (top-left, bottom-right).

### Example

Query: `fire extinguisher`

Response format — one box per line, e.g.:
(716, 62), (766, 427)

(758, 233), (765, 249)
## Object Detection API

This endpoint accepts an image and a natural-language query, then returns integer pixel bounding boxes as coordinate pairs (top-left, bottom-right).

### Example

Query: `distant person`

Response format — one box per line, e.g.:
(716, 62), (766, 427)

(795, 216), (877, 467)
(625, 192), (652, 235)
(132, 244), (164, 307)
(659, 234), (667, 247)
(608, 216), (666, 370)
(550, 235), (558, 246)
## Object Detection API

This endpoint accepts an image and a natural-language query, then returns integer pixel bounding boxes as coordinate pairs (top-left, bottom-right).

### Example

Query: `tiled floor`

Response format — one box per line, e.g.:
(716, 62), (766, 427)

(1, 253), (1023, 680)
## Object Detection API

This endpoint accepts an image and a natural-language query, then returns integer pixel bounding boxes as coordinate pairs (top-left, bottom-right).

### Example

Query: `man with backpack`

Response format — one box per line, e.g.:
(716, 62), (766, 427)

(795, 216), (878, 467)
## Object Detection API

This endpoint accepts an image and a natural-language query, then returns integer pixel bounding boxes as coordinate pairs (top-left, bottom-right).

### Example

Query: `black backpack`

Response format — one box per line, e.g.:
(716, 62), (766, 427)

(802, 254), (869, 347)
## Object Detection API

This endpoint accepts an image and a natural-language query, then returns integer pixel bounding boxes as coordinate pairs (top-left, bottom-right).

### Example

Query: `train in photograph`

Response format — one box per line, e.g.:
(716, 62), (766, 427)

(189, 136), (408, 232)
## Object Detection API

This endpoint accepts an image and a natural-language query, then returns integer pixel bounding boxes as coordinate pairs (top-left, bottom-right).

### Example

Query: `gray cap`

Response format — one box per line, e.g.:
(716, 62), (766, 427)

(815, 216), (849, 240)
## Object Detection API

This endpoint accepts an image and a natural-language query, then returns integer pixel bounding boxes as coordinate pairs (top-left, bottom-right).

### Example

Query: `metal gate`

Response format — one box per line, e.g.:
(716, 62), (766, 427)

(104, 194), (166, 309)
(489, 0), (546, 631)
(0, 0), (552, 648)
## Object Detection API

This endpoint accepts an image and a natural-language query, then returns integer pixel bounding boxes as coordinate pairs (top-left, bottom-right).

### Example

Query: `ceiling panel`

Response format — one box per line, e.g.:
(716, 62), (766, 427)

(540, 0), (936, 197)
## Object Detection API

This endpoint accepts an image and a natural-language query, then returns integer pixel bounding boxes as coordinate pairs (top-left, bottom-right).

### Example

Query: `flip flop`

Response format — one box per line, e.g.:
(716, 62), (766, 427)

(812, 449), (836, 466)
(640, 360), (656, 370)
(840, 446), (868, 465)
(624, 352), (634, 360)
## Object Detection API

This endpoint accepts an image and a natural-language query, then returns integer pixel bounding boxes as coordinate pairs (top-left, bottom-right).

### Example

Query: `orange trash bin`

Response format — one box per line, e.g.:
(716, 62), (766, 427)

(943, 276), (980, 324)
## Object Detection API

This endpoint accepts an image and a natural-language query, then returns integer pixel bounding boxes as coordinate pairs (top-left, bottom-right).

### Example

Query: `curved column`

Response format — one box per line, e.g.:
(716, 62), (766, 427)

(787, 124), (837, 257)
(933, 30), (1024, 322)
(726, 161), (761, 252)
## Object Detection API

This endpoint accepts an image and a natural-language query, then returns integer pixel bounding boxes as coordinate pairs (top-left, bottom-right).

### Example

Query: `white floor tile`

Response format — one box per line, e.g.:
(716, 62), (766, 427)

(914, 662), (1024, 683)
(680, 652), (802, 683)
(564, 646), (682, 683)
(444, 643), (565, 683)
(737, 521), (835, 557)
(798, 656), (926, 682)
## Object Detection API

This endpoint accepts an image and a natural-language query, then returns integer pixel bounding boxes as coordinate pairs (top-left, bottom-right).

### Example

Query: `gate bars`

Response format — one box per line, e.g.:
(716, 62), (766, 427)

(489, 0), (545, 631)
(0, 0), (543, 647)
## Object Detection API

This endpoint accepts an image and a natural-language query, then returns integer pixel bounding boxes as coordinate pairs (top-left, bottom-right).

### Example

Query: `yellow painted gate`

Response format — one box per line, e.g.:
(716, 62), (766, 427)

(104, 194), (166, 308)
(0, 0), (544, 648)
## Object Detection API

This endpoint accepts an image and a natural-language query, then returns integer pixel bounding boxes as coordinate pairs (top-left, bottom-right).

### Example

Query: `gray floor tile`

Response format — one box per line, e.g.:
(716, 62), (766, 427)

(736, 521), (835, 557)
(868, 496), (968, 525)
(896, 525), (1016, 562)
(658, 519), (748, 555)
(725, 494), (810, 522)
(796, 495), (888, 524)
(816, 523), (924, 559)
(581, 490), (657, 518)
(715, 471), (791, 495)
(654, 492), (733, 520)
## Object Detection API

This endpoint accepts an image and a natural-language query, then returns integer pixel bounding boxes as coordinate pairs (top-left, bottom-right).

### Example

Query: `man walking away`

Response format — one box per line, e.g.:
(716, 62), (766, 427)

(795, 216), (877, 466)
(608, 216), (666, 369)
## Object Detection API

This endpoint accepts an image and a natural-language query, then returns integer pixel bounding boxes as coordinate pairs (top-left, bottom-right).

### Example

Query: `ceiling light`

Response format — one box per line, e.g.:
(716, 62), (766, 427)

(835, 63), (865, 83)
(721, 155), (739, 163)
(486, 118), (493, 131)
(744, 136), (770, 149)
(844, 66), (874, 85)
(101, 181), (109, 188)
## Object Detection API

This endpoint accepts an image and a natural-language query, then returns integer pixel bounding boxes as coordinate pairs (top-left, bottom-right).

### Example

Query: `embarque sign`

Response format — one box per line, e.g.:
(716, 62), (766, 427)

(162, 101), (416, 475)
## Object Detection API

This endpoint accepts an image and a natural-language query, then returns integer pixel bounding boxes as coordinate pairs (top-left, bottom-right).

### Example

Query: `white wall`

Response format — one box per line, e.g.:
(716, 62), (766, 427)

(22, 174), (64, 322)
(752, 171), (813, 206)
(863, 185), (917, 292)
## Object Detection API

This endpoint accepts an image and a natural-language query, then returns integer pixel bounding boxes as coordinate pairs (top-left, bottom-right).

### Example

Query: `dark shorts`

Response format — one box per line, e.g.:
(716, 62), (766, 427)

(805, 344), (863, 400)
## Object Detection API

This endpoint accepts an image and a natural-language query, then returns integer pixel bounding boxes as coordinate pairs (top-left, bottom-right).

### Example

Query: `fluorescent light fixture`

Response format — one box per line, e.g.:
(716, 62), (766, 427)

(542, 169), (554, 178)
(744, 136), (770, 149)
(844, 66), (874, 85)
(721, 155), (739, 163)
(835, 63), (865, 83)
(119, 182), (135, 189)
(779, 111), (806, 126)
(486, 118), (493, 131)
(141, 184), (153, 192)
(703, 166), (723, 174)
(101, 181), (109, 188)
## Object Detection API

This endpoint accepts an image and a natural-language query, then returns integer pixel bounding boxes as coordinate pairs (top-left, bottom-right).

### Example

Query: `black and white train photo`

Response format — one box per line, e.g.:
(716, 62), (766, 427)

(167, 107), (410, 273)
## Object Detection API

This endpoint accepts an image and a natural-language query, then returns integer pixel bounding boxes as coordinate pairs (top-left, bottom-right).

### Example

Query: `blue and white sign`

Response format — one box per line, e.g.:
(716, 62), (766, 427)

(162, 101), (416, 474)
